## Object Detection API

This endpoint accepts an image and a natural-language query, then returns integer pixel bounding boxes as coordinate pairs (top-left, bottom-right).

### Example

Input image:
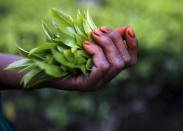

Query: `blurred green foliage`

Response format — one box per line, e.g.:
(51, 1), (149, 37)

(0, 0), (183, 130)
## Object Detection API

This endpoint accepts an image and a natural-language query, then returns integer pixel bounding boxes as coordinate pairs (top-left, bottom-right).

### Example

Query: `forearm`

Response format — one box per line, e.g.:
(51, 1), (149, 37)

(0, 53), (25, 89)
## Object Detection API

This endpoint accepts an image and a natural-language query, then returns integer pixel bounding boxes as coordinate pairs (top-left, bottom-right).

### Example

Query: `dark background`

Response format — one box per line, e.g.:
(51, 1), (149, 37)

(0, 0), (183, 130)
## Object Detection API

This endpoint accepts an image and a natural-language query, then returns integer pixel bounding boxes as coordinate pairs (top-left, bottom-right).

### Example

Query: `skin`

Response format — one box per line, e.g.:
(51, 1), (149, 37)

(0, 26), (138, 91)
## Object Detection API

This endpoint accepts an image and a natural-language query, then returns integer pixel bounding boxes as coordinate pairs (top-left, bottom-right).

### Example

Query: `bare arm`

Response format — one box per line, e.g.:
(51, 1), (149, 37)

(0, 54), (24, 89)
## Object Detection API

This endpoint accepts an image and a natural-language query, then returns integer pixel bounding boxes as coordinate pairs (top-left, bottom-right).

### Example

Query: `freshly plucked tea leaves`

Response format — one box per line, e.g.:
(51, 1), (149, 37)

(29, 43), (57, 56)
(5, 59), (31, 70)
(42, 23), (56, 41)
(20, 69), (42, 87)
(86, 10), (97, 30)
(34, 60), (67, 78)
(51, 8), (73, 27)
(6, 8), (97, 87)
(16, 45), (29, 57)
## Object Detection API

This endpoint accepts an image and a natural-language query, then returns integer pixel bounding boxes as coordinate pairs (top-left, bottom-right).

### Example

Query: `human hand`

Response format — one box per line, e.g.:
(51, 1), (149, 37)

(47, 26), (138, 91)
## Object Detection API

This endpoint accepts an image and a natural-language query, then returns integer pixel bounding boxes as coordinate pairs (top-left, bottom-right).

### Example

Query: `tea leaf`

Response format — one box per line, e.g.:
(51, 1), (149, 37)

(42, 22), (56, 41)
(51, 49), (69, 66)
(20, 69), (42, 87)
(86, 59), (92, 70)
(28, 75), (53, 88)
(34, 60), (65, 77)
(76, 10), (84, 32)
(16, 45), (29, 57)
(63, 50), (74, 62)
(75, 53), (86, 64)
(86, 10), (97, 30)
(54, 37), (78, 48)
(80, 65), (88, 75)
(51, 8), (73, 27)
(29, 43), (57, 56)
(74, 34), (83, 46)
(5, 59), (31, 70)
(83, 18), (92, 35)
(18, 64), (36, 73)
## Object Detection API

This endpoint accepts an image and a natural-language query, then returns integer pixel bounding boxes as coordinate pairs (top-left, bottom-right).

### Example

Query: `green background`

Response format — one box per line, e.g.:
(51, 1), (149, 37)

(0, 0), (183, 130)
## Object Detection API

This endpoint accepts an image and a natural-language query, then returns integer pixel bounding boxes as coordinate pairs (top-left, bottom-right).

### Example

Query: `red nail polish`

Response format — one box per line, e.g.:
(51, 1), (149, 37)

(128, 28), (135, 38)
(100, 26), (109, 33)
(84, 41), (90, 45)
(94, 29), (102, 36)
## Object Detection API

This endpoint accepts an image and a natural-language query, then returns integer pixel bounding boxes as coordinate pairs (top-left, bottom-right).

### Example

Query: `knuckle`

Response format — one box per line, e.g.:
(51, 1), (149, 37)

(100, 63), (111, 71)
(95, 45), (103, 52)
(123, 56), (131, 64)
(109, 31), (121, 40)
(100, 35), (112, 45)
(113, 61), (125, 70)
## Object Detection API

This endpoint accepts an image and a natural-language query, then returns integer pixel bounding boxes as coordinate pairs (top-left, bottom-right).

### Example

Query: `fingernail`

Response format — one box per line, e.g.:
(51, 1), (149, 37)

(100, 26), (109, 33)
(94, 29), (102, 36)
(84, 41), (90, 45)
(128, 28), (135, 38)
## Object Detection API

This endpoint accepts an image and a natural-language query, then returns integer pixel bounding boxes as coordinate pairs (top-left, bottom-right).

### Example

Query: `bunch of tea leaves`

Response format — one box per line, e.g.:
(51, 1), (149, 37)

(5, 8), (97, 88)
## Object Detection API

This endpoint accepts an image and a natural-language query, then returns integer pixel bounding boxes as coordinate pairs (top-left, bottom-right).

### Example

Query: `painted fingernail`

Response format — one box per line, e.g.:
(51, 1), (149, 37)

(100, 26), (109, 33)
(128, 28), (135, 38)
(84, 41), (90, 45)
(94, 29), (102, 36)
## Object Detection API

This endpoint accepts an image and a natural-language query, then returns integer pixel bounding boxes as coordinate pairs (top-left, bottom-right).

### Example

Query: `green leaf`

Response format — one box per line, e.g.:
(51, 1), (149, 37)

(42, 22), (56, 41)
(46, 55), (56, 64)
(73, 24), (86, 39)
(77, 50), (90, 58)
(86, 59), (92, 70)
(5, 59), (31, 70)
(52, 49), (80, 69)
(57, 26), (75, 38)
(57, 46), (69, 53)
(60, 65), (68, 71)
(71, 47), (78, 53)
(80, 65), (88, 75)
(20, 69), (42, 87)
(83, 17), (92, 36)
(51, 8), (73, 27)
(16, 45), (45, 60)
(28, 75), (53, 88)
(86, 10), (97, 30)
(18, 64), (36, 73)
(74, 53), (86, 65)
(63, 50), (74, 62)
(29, 43), (57, 56)
(76, 10), (84, 32)
(34, 60), (66, 77)
(51, 49), (69, 66)
(66, 27), (76, 34)
(54, 37), (78, 48)
(16, 45), (29, 57)
(74, 34), (83, 46)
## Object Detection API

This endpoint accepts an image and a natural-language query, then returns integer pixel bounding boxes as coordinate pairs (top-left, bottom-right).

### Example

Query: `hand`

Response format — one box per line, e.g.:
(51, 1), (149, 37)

(47, 26), (138, 91)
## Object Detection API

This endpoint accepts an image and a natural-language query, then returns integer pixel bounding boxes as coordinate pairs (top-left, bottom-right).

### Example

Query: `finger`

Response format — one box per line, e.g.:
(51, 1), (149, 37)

(100, 27), (131, 65)
(92, 29), (124, 72)
(82, 41), (110, 87)
(83, 41), (110, 70)
(115, 25), (129, 37)
(124, 28), (138, 65)
(91, 29), (126, 90)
